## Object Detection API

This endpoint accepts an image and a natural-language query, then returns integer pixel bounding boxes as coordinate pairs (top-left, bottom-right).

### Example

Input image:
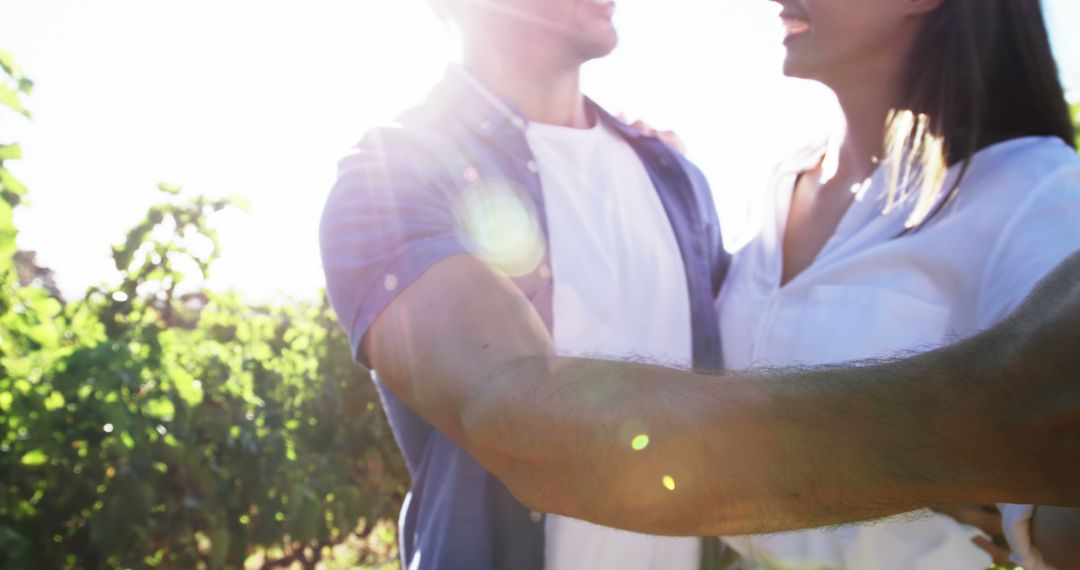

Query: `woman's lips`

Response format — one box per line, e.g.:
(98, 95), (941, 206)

(781, 16), (811, 41)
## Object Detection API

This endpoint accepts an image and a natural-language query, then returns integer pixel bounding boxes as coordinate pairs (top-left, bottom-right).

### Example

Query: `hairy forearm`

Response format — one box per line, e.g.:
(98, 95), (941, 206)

(372, 252), (1080, 535)
(469, 329), (1036, 535)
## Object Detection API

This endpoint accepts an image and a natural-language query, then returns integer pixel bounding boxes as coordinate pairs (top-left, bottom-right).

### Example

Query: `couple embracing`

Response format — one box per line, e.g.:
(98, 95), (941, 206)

(320, 0), (1080, 568)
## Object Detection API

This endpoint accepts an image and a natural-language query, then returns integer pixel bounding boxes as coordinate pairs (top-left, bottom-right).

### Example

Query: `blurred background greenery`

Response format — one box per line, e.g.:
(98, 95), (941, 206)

(1, 50), (407, 569)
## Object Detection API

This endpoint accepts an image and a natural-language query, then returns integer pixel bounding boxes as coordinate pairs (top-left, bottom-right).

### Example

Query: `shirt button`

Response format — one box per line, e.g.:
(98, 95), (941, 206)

(480, 120), (492, 131)
(529, 511), (544, 523)
(511, 117), (527, 130)
(526, 160), (540, 174)
(538, 264), (552, 280)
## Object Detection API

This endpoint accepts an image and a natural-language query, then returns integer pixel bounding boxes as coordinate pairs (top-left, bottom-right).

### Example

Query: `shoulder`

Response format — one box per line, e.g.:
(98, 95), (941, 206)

(966, 136), (1080, 201)
(768, 142), (827, 194)
(970, 139), (1080, 325)
(337, 105), (461, 180)
(320, 106), (470, 238)
(970, 137), (1080, 268)
(749, 142), (827, 214)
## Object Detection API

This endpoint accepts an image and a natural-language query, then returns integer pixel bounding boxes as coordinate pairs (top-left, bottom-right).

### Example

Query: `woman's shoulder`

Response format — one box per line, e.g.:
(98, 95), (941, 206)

(756, 141), (828, 206)
(967, 136), (1080, 194)
(727, 141), (829, 252)
(768, 141), (829, 187)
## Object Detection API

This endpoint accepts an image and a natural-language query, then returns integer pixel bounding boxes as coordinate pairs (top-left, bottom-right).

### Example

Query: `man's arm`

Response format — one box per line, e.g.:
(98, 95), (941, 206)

(365, 251), (1080, 537)
(361, 253), (554, 448)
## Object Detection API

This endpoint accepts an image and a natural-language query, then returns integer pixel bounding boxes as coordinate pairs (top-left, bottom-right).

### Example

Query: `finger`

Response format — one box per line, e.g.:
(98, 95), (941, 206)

(650, 131), (683, 153)
(630, 120), (656, 136)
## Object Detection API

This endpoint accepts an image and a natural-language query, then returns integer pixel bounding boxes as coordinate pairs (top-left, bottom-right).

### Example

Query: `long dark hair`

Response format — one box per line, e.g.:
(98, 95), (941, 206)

(884, 0), (1076, 228)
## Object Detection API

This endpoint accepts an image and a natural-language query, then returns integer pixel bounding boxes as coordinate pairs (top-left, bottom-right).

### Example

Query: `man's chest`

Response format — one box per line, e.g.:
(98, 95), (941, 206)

(539, 158), (693, 363)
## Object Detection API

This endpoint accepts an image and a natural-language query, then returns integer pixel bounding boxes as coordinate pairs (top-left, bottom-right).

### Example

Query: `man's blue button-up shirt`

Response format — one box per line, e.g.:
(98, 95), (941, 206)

(320, 66), (730, 570)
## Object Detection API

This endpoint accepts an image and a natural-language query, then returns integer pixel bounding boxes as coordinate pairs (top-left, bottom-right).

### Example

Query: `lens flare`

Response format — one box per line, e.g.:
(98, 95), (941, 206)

(662, 475), (676, 491)
(618, 419), (650, 449)
(454, 179), (546, 277)
(631, 434), (650, 451)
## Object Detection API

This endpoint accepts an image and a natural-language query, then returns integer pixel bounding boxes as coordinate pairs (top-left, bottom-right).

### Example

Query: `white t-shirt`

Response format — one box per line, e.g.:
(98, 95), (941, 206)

(526, 119), (699, 570)
(717, 136), (1080, 569)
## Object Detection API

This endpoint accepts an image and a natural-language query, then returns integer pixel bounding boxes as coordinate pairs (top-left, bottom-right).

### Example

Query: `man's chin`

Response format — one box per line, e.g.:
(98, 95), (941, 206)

(575, 33), (619, 62)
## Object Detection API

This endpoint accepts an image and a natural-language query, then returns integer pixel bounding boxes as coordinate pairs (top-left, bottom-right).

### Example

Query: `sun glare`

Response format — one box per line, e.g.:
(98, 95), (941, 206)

(3, 0), (1076, 299)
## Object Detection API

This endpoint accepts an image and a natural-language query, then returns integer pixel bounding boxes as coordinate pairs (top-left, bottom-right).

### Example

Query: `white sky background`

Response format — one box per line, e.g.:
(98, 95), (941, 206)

(3, 0), (1079, 302)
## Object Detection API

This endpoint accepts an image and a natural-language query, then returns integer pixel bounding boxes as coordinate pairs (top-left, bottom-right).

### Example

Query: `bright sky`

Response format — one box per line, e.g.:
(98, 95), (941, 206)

(3, 0), (1078, 302)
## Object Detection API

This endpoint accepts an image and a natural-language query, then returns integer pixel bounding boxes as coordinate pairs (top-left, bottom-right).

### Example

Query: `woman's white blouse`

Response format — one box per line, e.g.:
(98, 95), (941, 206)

(717, 136), (1080, 570)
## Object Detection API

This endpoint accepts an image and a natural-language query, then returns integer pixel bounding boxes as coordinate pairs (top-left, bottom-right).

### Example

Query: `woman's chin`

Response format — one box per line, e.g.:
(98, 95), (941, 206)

(781, 56), (819, 81)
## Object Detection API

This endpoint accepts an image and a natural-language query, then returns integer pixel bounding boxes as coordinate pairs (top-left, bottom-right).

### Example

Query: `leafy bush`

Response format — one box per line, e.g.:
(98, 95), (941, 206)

(1073, 101), (1080, 149)
(0, 50), (406, 569)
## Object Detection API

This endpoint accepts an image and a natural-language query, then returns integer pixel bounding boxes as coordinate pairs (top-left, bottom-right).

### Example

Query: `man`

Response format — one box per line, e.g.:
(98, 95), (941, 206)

(320, 0), (730, 568)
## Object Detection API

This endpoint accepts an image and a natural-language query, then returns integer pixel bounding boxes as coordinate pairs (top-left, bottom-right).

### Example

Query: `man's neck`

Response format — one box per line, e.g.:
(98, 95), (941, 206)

(462, 43), (592, 129)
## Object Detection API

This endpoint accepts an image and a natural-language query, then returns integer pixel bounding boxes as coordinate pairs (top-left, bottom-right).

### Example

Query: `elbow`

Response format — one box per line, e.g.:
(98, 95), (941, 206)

(457, 355), (575, 514)
(459, 354), (552, 456)
(459, 387), (512, 462)
(458, 393), (566, 516)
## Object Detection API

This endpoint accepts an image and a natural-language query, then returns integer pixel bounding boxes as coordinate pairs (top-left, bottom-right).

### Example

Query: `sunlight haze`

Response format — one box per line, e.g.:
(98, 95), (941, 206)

(3, 0), (1078, 301)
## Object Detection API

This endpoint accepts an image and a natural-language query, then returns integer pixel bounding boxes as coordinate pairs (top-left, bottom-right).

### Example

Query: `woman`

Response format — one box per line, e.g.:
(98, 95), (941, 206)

(713, 0), (1080, 567)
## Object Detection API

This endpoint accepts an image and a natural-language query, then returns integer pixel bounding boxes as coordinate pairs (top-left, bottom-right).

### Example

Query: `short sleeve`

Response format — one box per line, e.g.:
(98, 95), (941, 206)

(319, 127), (470, 365)
(976, 164), (1080, 329)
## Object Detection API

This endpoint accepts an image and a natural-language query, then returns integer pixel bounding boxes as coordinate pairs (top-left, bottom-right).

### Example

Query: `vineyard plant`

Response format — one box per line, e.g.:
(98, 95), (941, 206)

(0, 49), (407, 569)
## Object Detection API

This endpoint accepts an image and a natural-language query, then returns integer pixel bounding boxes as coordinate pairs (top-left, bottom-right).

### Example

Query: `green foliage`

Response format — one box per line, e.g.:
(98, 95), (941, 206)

(0, 48), (33, 119)
(1, 51), (406, 569)
(1072, 101), (1080, 150)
